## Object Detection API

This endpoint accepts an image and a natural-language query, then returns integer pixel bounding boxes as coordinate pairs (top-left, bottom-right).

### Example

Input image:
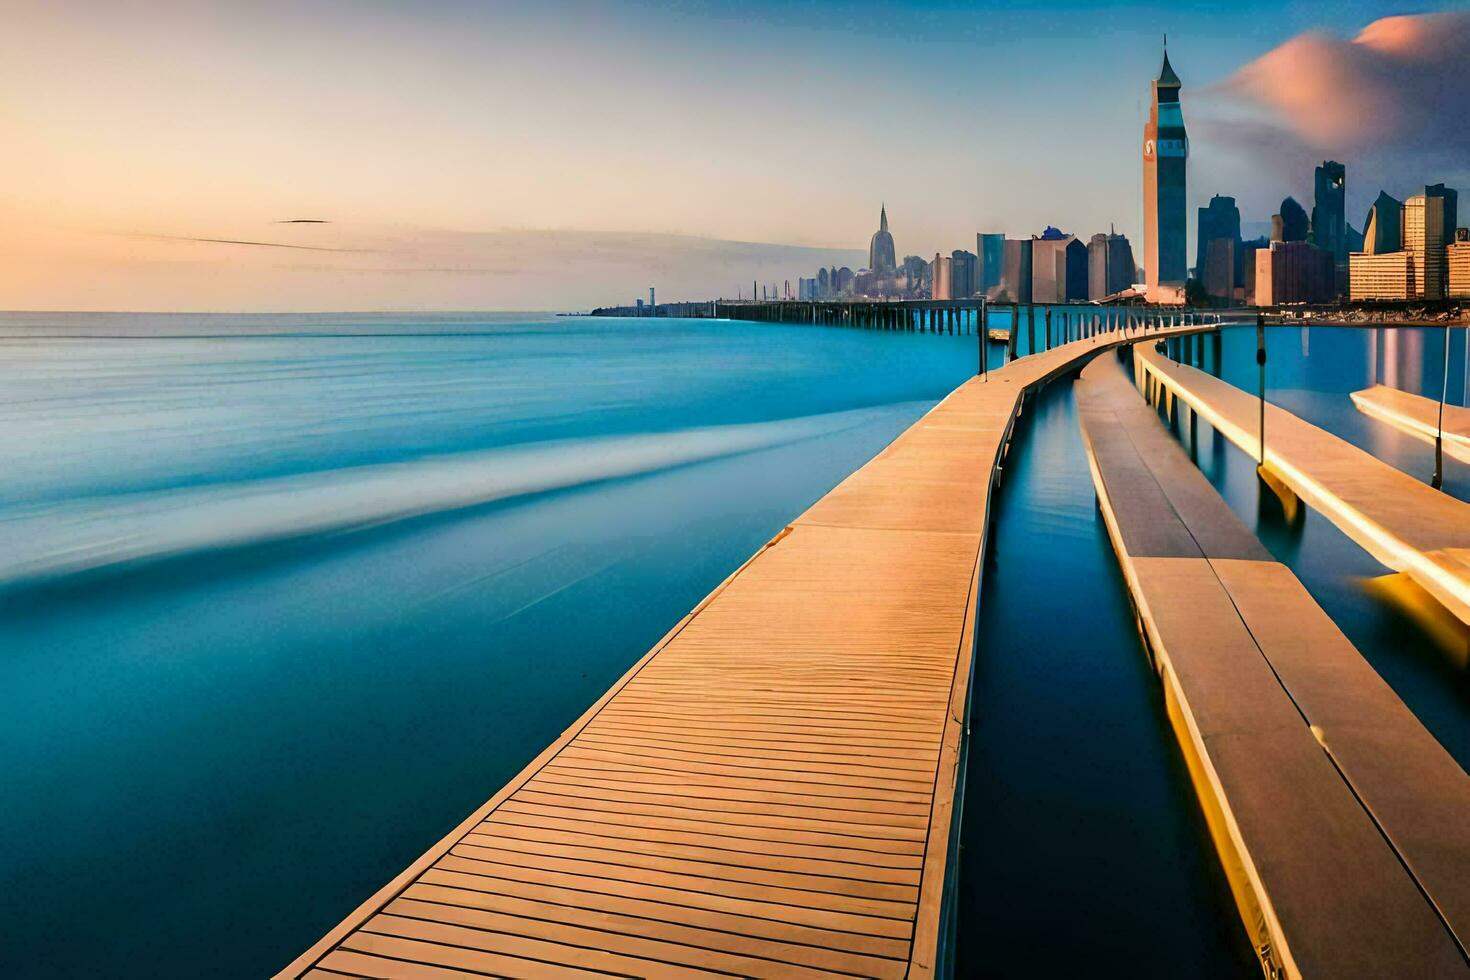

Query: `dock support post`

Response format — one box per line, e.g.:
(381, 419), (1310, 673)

(1256, 314), (1267, 466)
(1433, 321), (1450, 489)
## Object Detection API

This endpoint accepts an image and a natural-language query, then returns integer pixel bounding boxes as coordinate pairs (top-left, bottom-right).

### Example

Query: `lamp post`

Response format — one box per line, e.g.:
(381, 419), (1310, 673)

(1433, 321), (1450, 489)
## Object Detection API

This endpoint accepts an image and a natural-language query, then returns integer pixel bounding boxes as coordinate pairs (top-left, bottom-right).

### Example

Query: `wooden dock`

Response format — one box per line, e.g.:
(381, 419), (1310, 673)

(1135, 344), (1470, 628)
(1351, 384), (1470, 464)
(1077, 351), (1470, 978)
(277, 323), (1206, 979)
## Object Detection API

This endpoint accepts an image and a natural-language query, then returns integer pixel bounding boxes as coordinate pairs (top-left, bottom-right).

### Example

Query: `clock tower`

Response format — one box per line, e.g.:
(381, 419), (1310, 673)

(1143, 44), (1188, 301)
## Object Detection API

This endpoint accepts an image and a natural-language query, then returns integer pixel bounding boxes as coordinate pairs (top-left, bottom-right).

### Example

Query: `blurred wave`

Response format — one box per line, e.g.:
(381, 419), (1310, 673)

(0, 404), (909, 587)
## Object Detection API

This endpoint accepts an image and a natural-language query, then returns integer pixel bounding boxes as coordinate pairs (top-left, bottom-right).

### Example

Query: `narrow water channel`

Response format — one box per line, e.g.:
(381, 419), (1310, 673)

(955, 369), (1255, 977)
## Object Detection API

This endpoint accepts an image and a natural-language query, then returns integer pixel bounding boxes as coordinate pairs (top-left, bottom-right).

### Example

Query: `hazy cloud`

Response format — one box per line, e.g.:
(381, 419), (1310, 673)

(1220, 12), (1470, 176)
(142, 234), (372, 253)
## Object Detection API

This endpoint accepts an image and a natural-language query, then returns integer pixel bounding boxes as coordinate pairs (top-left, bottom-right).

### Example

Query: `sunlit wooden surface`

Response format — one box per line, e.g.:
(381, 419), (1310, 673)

(1078, 352), (1470, 978)
(1137, 345), (1470, 627)
(1351, 383), (1470, 464)
(278, 325), (1206, 979)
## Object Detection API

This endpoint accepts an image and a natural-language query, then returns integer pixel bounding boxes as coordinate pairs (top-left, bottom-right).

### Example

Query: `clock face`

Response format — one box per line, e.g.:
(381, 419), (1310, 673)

(1144, 139), (1155, 158)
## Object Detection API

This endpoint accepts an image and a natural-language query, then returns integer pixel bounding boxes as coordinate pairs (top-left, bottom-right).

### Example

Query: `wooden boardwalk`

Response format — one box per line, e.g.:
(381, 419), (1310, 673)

(1077, 352), (1470, 978)
(1352, 383), (1470, 464)
(278, 325), (1203, 979)
(1135, 345), (1470, 627)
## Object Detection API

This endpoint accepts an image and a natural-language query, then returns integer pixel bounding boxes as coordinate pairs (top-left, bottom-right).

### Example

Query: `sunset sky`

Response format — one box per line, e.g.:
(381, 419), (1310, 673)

(3, 0), (1466, 310)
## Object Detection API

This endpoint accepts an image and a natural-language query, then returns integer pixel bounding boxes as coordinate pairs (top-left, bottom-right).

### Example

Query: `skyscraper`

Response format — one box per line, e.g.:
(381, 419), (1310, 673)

(1362, 191), (1403, 254)
(1196, 195), (1241, 301)
(1310, 161), (1347, 265)
(1448, 228), (1470, 299)
(932, 253), (952, 300)
(1000, 239), (1033, 304)
(1087, 229), (1136, 299)
(1404, 184), (1459, 300)
(868, 204), (896, 275)
(1196, 196), (1241, 275)
(1031, 235), (1087, 303)
(1278, 197), (1309, 243)
(950, 250), (978, 299)
(977, 233), (1005, 294)
(1143, 46), (1188, 301)
(1254, 241), (1334, 306)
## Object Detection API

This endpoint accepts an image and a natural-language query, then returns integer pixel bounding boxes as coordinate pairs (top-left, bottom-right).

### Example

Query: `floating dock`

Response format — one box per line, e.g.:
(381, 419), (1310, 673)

(1077, 351), (1470, 978)
(1135, 344), (1470, 627)
(1351, 383), (1470, 465)
(278, 323), (1207, 979)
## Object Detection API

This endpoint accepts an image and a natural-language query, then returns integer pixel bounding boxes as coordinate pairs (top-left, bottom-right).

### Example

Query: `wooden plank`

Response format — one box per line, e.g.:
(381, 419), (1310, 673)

(1352, 383), (1470, 464)
(1077, 350), (1470, 978)
(397, 884), (908, 974)
(1137, 345), (1470, 625)
(278, 325), (1214, 979)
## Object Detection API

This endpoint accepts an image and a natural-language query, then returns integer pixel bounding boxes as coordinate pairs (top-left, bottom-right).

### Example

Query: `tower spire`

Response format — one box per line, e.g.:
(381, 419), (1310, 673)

(880, 202), (888, 233)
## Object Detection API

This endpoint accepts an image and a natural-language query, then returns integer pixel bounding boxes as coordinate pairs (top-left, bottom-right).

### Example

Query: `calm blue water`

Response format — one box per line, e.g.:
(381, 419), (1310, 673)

(1207, 323), (1469, 500)
(0, 312), (984, 978)
(955, 372), (1254, 977)
(12, 311), (1442, 978)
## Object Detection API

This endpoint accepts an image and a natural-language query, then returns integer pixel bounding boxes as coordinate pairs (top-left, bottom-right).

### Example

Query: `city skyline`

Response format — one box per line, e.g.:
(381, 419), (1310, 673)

(3, 1), (1469, 310)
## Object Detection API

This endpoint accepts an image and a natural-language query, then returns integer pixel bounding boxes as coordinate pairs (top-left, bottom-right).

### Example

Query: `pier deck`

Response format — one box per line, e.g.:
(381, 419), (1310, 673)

(1077, 352), (1470, 977)
(1136, 345), (1470, 627)
(279, 325), (1205, 979)
(1351, 383), (1470, 464)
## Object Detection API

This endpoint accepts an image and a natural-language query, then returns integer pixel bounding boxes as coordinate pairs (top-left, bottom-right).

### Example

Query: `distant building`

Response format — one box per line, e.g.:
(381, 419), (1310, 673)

(1449, 228), (1470, 299)
(1196, 196), (1241, 280)
(1240, 237), (1268, 304)
(1143, 48), (1188, 298)
(978, 233), (1005, 294)
(1310, 161), (1347, 292)
(1000, 239), (1033, 303)
(1202, 238), (1237, 303)
(902, 255), (929, 293)
(817, 267), (830, 298)
(932, 253), (952, 300)
(1254, 241), (1334, 306)
(1350, 252), (1414, 301)
(868, 204), (897, 275)
(1362, 191), (1404, 254)
(1276, 197), (1309, 243)
(834, 266), (855, 295)
(1032, 235), (1087, 303)
(1404, 185), (1459, 300)
(951, 250), (978, 299)
(1088, 229), (1136, 299)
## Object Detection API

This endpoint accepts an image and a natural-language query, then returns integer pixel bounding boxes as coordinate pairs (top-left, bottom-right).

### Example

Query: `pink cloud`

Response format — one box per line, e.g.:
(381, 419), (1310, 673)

(1226, 12), (1470, 154)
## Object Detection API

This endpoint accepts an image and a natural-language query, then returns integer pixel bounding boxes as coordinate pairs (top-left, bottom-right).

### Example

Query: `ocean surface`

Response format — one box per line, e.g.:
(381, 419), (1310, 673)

(0, 312), (984, 977)
(7, 311), (1460, 977)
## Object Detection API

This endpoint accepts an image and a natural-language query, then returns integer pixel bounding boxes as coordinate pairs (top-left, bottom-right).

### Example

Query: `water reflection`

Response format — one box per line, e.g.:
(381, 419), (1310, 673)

(1213, 324), (1469, 500)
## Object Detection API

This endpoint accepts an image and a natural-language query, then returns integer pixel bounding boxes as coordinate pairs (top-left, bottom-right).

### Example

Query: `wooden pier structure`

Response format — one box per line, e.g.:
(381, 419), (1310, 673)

(1352, 384), (1470, 465)
(1078, 351), (1470, 977)
(279, 322), (1212, 979)
(592, 299), (1218, 366)
(1135, 344), (1470, 628)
